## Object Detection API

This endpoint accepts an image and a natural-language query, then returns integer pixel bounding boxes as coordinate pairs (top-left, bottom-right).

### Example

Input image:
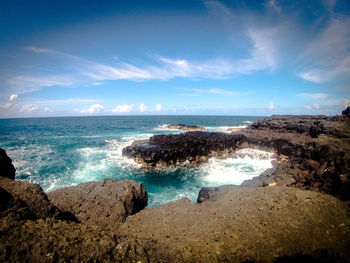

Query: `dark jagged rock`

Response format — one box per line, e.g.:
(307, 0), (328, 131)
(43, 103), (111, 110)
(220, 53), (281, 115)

(123, 115), (350, 201)
(123, 132), (246, 167)
(0, 147), (16, 179)
(164, 124), (206, 130)
(48, 178), (148, 232)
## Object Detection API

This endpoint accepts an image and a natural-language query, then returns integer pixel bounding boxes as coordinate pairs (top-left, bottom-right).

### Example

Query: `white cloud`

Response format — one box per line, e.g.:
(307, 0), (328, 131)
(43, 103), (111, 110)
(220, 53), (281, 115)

(80, 104), (104, 114)
(156, 104), (162, 111)
(234, 29), (277, 73)
(0, 94), (19, 109)
(139, 103), (147, 112)
(20, 104), (39, 113)
(268, 102), (275, 110)
(91, 82), (104, 86)
(43, 107), (53, 113)
(298, 18), (350, 83)
(112, 104), (134, 113)
(297, 93), (329, 100)
(9, 94), (18, 102)
(304, 103), (321, 110)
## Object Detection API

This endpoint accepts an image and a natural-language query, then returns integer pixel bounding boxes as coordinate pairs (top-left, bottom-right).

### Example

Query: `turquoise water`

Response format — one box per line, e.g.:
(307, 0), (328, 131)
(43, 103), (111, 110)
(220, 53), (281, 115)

(0, 115), (272, 207)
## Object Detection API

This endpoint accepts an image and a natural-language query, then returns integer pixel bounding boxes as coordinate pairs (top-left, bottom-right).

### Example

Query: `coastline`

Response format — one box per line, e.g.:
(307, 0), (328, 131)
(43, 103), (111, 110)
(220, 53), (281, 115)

(1, 112), (350, 262)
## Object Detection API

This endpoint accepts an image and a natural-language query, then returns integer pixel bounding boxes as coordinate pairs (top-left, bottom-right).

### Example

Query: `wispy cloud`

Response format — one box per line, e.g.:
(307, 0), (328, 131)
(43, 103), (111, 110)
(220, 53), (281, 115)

(20, 104), (39, 113)
(15, 32), (279, 93)
(25, 46), (56, 54)
(8, 75), (73, 93)
(297, 93), (329, 100)
(298, 18), (350, 83)
(180, 88), (250, 96)
(267, 0), (281, 14)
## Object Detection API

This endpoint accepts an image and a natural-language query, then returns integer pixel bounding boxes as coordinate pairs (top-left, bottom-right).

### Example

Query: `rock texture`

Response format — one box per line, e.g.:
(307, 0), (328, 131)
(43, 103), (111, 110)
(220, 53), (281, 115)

(0, 147), (16, 179)
(164, 124), (206, 131)
(123, 115), (350, 201)
(48, 179), (148, 232)
(116, 186), (350, 262)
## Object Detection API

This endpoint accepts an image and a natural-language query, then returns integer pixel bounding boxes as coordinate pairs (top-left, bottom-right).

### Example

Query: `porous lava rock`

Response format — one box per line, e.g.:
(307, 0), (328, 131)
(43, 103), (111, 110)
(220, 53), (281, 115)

(116, 186), (350, 262)
(48, 178), (148, 232)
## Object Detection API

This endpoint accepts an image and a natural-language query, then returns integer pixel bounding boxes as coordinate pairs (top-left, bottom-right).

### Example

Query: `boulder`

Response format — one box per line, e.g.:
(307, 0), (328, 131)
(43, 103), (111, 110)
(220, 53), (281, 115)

(48, 179), (148, 232)
(0, 147), (15, 179)
(0, 177), (70, 220)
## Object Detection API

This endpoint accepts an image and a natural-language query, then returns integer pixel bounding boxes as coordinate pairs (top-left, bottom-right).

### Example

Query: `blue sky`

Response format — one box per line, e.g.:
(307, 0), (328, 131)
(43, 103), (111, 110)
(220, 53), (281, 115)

(0, 0), (349, 117)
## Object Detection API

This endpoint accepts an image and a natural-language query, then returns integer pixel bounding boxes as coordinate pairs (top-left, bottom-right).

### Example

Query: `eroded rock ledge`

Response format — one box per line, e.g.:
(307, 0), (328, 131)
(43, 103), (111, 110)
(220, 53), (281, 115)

(123, 114), (350, 201)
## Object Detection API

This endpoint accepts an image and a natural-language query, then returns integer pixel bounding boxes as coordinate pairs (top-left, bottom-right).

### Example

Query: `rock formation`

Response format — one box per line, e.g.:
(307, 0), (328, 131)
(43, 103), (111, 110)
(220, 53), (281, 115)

(0, 147), (16, 179)
(163, 124), (206, 131)
(48, 179), (148, 232)
(123, 115), (350, 201)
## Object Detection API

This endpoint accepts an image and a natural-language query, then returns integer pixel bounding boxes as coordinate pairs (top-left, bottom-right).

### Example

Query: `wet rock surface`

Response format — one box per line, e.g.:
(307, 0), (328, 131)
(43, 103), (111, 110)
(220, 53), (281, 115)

(48, 179), (148, 232)
(164, 124), (206, 130)
(0, 147), (16, 179)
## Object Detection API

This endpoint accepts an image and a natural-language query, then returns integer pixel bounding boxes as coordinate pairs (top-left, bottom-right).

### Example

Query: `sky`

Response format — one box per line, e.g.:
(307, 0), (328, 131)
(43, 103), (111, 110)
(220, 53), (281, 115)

(0, 0), (349, 117)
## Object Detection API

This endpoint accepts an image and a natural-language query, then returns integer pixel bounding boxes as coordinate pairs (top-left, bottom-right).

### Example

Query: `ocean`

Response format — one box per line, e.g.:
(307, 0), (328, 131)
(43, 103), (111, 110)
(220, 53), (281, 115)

(0, 115), (274, 207)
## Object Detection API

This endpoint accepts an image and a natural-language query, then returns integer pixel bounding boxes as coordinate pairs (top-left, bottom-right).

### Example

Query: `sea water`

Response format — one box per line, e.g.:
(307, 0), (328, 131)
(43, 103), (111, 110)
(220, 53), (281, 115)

(0, 115), (274, 207)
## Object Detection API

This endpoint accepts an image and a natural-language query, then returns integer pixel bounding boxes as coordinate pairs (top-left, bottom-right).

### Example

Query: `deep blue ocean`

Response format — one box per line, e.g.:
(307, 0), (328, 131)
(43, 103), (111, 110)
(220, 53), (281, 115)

(0, 115), (274, 207)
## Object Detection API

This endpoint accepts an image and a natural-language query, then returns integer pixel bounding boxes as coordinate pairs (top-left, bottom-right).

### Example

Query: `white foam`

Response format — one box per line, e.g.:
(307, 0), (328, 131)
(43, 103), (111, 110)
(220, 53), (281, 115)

(205, 125), (247, 133)
(70, 133), (153, 183)
(243, 120), (253, 124)
(201, 148), (275, 185)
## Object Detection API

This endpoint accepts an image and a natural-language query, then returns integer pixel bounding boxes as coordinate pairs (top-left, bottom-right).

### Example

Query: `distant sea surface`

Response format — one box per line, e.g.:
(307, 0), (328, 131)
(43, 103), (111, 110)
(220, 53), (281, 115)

(0, 115), (274, 207)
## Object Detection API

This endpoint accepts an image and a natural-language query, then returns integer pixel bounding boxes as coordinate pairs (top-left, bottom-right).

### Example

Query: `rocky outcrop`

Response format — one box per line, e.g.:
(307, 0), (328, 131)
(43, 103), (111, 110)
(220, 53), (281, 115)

(123, 115), (350, 201)
(123, 132), (246, 167)
(0, 177), (74, 221)
(48, 179), (148, 232)
(0, 147), (16, 179)
(164, 124), (206, 131)
(116, 186), (350, 262)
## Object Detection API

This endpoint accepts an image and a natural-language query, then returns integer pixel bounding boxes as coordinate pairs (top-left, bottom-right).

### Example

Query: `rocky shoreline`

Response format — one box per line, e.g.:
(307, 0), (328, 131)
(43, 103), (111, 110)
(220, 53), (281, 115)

(1, 112), (350, 262)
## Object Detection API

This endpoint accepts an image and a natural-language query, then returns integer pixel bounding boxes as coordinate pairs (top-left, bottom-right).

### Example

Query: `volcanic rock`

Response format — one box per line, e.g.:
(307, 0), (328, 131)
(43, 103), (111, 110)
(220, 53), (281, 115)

(48, 179), (148, 232)
(0, 147), (16, 179)
(117, 186), (350, 262)
(123, 115), (350, 201)
(164, 124), (206, 131)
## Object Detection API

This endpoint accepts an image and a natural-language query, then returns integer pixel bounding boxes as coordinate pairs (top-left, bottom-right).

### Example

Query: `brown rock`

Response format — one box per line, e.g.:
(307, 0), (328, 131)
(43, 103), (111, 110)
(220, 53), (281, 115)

(117, 186), (350, 262)
(48, 178), (148, 232)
